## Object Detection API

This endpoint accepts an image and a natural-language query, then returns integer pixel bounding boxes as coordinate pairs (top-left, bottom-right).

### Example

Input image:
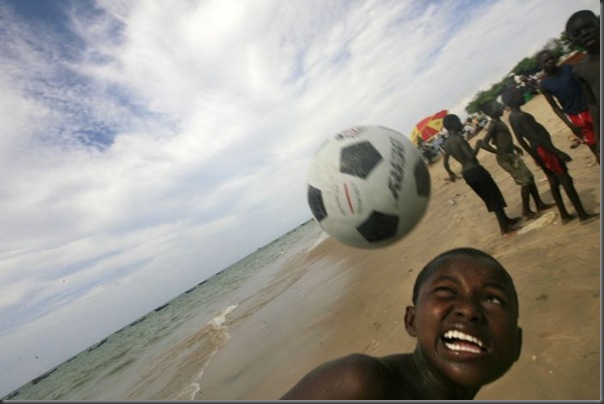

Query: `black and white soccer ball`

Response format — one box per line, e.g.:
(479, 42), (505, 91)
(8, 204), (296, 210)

(307, 126), (430, 248)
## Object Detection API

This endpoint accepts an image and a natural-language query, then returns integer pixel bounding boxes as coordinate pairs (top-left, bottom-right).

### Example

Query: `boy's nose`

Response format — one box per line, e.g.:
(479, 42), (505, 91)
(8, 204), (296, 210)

(454, 298), (483, 322)
(578, 28), (593, 40)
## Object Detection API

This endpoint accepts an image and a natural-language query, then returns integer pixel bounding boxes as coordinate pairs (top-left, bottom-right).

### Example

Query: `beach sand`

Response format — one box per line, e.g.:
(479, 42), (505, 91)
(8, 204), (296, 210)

(199, 94), (600, 400)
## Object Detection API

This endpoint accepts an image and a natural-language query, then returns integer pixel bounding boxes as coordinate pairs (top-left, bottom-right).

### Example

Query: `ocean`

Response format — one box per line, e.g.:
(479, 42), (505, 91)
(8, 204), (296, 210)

(3, 219), (326, 400)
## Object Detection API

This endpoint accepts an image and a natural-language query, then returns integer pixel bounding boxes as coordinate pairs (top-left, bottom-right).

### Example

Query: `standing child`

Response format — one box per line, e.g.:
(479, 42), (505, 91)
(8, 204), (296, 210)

(502, 87), (598, 224)
(281, 248), (523, 400)
(477, 100), (554, 219)
(537, 49), (599, 164)
(441, 114), (521, 236)
(566, 10), (600, 146)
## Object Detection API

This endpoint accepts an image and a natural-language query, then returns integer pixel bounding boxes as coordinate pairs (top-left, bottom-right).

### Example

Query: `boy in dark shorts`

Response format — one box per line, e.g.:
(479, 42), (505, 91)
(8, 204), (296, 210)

(441, 114), (520, 235)
(477, 100), (554, 219)
(281, 248), (523, 400)
(566, 10), (600, 146)
(502, 87), (598, 224)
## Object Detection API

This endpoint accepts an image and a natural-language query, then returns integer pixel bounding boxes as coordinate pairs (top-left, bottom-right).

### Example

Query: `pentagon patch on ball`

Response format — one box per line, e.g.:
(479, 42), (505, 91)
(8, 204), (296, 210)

(307, 125), (431, 248)
(340, 141), (382, 179)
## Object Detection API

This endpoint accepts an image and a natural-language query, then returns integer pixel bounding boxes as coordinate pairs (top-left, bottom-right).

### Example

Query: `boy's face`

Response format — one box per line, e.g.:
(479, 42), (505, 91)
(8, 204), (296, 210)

(538, 52), (556, 74)
(405, 255), (521, 388)
(567, 15), (599, 52)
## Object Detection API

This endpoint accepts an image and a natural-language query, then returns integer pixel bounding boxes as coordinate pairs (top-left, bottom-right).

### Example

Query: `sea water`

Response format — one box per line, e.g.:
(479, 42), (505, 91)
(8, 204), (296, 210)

(3, 220), (326, 400)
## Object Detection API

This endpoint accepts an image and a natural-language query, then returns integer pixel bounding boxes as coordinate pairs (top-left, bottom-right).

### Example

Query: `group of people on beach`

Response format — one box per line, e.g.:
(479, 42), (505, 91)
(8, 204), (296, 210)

(442, 9), (599, 236)
(280, 10), (599, 401)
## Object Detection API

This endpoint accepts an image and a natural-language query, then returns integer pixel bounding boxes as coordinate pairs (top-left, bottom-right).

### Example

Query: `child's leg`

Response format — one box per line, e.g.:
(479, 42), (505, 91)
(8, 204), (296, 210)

(558, 173), (597, 221)
(587, 143), (600, 164)
(530, 181), (555, 211)
(494, 209), (521, 234)
(520, 185), (538, 218)
(548, 174), (575, 223)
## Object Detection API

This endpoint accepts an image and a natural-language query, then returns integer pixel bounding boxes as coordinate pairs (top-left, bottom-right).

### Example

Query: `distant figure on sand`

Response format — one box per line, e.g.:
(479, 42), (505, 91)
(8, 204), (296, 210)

(281, 248), (522, 400)
(566, 10), (600, 146)
(441, 114), (520, 236)
(477, 100), (554, 219)
(502, 87), (598, 225)
(537, 49), (599, 164)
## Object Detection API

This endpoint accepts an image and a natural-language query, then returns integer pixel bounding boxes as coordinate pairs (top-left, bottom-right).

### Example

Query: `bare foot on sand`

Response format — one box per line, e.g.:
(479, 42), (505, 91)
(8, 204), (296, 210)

(579, 213), (599, 224)
(561, 214), (577, 225)
(501, 217), (522, 236)
(523, 211), (540, 220)
(537, 203), (556, 212)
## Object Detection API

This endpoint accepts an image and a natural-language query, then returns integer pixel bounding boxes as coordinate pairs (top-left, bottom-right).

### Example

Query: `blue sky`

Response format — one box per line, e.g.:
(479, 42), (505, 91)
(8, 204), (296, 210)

(0, 0), (599, 396)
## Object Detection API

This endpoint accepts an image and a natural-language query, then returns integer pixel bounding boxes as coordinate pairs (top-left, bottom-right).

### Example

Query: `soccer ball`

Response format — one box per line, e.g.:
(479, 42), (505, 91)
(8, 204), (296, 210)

(307, 125), (430, 248)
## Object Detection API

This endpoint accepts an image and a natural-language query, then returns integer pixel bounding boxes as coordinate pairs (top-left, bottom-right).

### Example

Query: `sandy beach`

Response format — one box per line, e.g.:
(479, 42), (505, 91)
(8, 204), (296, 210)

(198, 94), (600, 400)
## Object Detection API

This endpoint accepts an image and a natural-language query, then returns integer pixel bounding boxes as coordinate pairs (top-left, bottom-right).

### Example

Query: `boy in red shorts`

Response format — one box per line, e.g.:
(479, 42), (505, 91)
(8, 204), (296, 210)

(537, 50), (599, 164)
(566, 10), (600, 146)
(502, 86), (598, 224)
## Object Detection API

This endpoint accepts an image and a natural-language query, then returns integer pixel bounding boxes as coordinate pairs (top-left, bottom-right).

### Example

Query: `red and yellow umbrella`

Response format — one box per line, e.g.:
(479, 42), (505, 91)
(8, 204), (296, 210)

(410, 109), (448, 146)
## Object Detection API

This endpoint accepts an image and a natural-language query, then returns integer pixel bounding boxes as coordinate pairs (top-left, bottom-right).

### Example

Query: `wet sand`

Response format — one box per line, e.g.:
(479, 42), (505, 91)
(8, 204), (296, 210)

(200, 94), (600, 400)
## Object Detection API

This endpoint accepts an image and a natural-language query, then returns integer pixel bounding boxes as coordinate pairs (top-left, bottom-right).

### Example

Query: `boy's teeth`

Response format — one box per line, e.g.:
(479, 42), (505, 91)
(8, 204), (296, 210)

(444, 341), (482, 353)
(443, 330), (484, 347)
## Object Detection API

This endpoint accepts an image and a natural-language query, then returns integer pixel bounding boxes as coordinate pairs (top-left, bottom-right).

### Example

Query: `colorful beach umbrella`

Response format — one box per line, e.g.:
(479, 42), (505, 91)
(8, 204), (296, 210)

(410, 109), (448, 146)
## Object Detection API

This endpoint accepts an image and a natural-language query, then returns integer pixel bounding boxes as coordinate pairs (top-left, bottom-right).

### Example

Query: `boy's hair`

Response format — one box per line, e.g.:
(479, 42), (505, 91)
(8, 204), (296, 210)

(478, 100), (498, 116)
(412, 247), (519, 313)
(501, 86), (523, 107)
(566, 10), (598, 33)
(442, 114), (460, 131)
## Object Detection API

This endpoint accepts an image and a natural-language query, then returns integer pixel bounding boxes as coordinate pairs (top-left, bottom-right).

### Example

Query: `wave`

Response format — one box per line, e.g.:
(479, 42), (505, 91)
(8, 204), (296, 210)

(173, 304), (239, 400)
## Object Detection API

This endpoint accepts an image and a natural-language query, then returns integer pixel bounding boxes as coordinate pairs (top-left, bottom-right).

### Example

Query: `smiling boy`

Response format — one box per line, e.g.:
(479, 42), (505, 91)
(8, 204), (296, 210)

(281, 248), (522, 400)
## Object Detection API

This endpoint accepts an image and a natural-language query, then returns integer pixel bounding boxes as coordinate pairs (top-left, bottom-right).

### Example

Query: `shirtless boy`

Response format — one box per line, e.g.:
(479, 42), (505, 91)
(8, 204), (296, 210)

(441, 114), (520, 235)
(502, 86), (598, 224)
(281, 248), (523, 400)
(478, 100), (553, 219)
(566, 10), (600, 145)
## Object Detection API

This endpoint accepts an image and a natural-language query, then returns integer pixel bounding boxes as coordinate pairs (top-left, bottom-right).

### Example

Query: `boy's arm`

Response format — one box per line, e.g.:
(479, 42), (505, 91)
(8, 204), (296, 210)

(475, 138), (499, 155)
(509, 115), (541, 161)
(572, 67), (600, 141)
(535, 127), (572, 162)
(442, 151), (457, 182)
(474, 124), (499, 156)
(539, 84), (583, 138)
(519, 113), (571, 161)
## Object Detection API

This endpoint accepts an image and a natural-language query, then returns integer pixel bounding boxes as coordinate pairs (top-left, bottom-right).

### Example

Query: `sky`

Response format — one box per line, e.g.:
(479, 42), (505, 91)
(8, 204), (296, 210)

(0, 0), (600, 396)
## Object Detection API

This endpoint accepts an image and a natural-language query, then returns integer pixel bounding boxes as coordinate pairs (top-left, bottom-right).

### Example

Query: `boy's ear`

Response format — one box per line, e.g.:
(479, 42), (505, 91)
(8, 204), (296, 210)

(514, 327), (523, 362)
(404, 305), (417, 337)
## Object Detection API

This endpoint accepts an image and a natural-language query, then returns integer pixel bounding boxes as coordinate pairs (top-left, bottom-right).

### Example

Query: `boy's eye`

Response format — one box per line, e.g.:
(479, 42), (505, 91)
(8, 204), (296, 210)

(484, 295), (504, 305)
(434, 286), (455, 296)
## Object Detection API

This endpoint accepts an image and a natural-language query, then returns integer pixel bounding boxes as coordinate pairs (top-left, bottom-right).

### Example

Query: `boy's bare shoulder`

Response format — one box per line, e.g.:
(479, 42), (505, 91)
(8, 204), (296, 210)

(281, 353), (409, 400)
(326, 353), (412, 399)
